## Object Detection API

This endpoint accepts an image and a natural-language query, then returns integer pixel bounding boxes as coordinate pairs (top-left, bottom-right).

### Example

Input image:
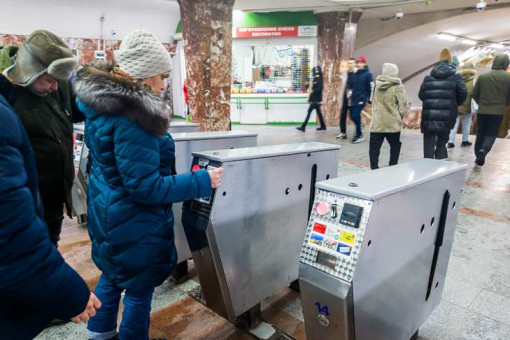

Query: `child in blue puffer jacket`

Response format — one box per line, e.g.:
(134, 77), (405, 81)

(73, 30), (223, 340)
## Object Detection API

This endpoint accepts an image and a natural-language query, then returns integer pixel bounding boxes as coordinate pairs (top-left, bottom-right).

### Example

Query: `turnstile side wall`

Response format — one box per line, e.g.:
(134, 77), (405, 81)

(207, 149), (339, 318)
(173, 136), (257, 263)
(352, 170), (466, 340)
(300, 264), (355, 339)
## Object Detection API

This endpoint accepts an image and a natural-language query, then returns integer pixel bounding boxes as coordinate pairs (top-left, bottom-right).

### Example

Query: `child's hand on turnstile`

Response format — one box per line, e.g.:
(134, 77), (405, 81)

(71, 293), (102, 324)
(208, 167), (223, 188)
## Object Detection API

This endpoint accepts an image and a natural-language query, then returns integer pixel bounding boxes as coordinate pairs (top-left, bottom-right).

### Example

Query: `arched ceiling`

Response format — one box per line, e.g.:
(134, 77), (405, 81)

(354, 7), (510, 79)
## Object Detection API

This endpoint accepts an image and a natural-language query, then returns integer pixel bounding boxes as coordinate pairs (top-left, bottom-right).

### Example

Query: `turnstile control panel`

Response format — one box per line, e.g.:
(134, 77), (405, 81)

(301, 191), (372, 283)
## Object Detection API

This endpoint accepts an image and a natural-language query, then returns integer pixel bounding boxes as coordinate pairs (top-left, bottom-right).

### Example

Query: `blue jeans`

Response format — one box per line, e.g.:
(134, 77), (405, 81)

(449, 113), (473, 143)
(350, 105), (363, 137)
(87, 275), (154, 340)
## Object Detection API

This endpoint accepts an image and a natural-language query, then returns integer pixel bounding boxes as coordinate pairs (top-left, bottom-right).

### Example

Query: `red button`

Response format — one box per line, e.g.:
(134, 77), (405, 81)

(192, 165), (201, 171)
(316, 201), (330, 216)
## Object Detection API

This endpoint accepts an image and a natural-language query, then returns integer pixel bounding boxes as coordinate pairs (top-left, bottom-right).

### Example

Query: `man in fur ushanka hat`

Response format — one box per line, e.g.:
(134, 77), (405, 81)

(0, 30), (84, 246)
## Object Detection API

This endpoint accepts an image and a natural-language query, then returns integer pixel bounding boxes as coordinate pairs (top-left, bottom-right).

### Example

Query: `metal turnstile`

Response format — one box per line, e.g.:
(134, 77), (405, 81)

(171, 131), (258, 282)
(168, 121), (199, 133)
(181, 142), (340, 326)
(298, 159), (467, 340)
(71, 123), (88, 223)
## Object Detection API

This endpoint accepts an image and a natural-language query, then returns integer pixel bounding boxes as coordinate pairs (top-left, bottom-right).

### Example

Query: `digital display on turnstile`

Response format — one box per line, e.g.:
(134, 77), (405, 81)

(340, 203), (363, 228)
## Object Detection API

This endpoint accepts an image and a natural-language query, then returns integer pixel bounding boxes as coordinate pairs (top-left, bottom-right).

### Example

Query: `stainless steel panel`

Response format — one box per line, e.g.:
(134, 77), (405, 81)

(172, 132), (257, 263)
(185, 143), (340, 320)
(168, 121), (199, 133)
(299, 160), (467, 340)
(317, 159), (468, 200)
(173, 132), (257, 174)
(299, 264), (354, 340)
(172, 130), (257, 143)
(71, 179), (87, 216)
(193, 142), (340, 162)
(352, 170), (465, 340)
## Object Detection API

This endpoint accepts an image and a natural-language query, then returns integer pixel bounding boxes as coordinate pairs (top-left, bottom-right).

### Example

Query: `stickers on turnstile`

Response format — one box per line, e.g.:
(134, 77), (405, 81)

(300, 189), (372, 282)
(308, 220), (356, 257)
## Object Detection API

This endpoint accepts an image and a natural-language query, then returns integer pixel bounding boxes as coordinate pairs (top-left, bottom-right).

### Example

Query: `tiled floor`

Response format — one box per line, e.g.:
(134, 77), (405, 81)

(37, 124), (509, 340)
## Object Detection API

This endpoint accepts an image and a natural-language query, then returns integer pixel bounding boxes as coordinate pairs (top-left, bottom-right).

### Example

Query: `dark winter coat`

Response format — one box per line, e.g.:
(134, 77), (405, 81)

(308, 74), (323, 103)
(0, 94), (89, 312)
(418, 61), (467, 133)
(472, 54), (510, 116)
(73, 64), (212, 291)
(347, 66), (375, 107)
(0, 74), (83, 215)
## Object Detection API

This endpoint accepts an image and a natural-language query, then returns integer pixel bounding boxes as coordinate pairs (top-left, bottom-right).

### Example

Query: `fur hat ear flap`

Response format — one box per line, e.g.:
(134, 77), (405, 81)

(48, 57), (78, 80)
(439, 48), (452, 63)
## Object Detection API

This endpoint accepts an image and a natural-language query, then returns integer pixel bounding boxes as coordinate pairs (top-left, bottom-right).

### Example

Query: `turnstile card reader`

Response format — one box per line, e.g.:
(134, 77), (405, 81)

(168, 121), (199, 133)
(299, 159), (467, 340)
(172, 131), (258, 270)
(182, 142), (340, 322)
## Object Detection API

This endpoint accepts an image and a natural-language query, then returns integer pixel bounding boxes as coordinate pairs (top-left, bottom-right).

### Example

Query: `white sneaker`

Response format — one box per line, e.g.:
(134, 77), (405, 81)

(352, 135), (364, 144)
(336, 133), (347, 140)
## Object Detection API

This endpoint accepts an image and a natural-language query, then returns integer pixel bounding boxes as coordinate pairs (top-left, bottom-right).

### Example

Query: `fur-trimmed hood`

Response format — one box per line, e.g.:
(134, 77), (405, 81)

(73, 63), (169, 136)
(460, 68), (476, 82)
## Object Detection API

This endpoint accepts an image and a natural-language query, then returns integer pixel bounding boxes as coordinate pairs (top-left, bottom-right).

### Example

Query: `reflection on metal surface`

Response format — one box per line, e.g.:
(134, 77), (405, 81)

(182, 143), (340, 322)
(172, 131), (258, 266)
(299, 159), (467, 340)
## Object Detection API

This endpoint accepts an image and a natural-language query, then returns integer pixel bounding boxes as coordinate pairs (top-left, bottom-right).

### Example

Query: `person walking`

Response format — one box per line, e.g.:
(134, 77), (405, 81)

(346, 56), (374, 143)
(448, 63), (477, 148)
(418, 48), (467, 159)
(297, 66), (326, 132)
(73, 29), (223, 340)
(337, 58), (356, 139)
(0, 30), (84, 246)
(0, 94), (101, 339)
(472, 54), (510, 166)
(369, 63), (410, 170)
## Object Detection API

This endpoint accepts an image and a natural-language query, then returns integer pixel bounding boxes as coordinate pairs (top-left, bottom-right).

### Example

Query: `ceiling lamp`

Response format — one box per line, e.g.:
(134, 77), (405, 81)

(461, 39), (478, 46)
(437, 33), (456, 42)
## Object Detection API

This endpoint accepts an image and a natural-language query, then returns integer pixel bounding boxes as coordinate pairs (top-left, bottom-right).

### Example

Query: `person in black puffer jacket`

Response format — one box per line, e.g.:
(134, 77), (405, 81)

(419, 48), (467, 159)
(297, 66), (326, 132)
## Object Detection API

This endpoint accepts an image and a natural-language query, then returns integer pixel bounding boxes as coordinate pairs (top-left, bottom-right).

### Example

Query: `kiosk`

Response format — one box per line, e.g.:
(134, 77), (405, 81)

(298, 159), (467, 340)
(181, 142), (340, 327)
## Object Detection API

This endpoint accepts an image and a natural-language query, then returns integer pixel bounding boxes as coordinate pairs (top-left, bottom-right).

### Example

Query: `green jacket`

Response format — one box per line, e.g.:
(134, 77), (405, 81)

(472, 54), (510, 116)
(458, 69), (476, 114)
(0, 74), (82, 214)
(370, 75), (410, 133)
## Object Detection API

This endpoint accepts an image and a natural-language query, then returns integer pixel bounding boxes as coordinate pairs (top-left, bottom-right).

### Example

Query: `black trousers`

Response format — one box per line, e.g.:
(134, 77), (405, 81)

(340, 98), (349, 133)
(475, 114), (503, 158)
(40, 188), (65, 246)
(369, 132), (402, 169)
(301, 103), (326, 129)
(423, 132), (449, 159)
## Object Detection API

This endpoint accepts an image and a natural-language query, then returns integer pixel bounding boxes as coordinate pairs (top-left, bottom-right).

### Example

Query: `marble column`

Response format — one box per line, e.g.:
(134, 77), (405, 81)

(316, 11), (362, 127)
(177, 0), (235, 131)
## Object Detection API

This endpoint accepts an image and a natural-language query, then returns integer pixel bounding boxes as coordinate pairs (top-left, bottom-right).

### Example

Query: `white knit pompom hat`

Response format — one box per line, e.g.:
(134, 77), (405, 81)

(114, 29), (172, 80)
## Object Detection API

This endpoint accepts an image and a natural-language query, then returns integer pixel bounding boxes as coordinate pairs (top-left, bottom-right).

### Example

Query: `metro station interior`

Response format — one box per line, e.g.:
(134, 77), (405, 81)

(0, 0), (509, 339)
